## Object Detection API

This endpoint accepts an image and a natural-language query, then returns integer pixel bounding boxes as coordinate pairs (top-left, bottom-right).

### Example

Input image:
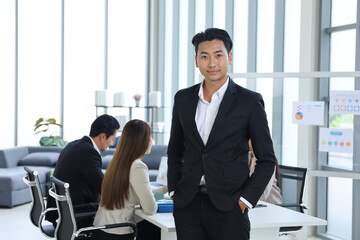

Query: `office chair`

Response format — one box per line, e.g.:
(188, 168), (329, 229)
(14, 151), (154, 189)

(49, 176), (137, 240)
(278, 164), (308, 234)
(23, 167), (56, 238)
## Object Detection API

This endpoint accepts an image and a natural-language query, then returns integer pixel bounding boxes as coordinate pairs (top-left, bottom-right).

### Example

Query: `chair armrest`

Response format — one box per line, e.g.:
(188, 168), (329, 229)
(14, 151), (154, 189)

(279, 203), (302, 208)
(75, 222), (137, 238)
(278, 203), (309, 212)
(39, 207), (57, 223)
(23, 176), (36, 187)
(300, 203), (309, 210)
(43, 207), (57, 214)
(38, 207), (57, 236)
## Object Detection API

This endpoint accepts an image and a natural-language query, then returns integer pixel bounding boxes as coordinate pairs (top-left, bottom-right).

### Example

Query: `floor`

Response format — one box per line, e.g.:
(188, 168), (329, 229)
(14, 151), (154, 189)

(0, 203), (49, 240)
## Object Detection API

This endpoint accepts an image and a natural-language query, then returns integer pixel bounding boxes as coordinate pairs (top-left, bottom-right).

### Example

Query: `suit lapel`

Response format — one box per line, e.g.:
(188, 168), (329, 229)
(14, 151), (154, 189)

(187, 84), (205, 147)
(206, 79), (237, 148)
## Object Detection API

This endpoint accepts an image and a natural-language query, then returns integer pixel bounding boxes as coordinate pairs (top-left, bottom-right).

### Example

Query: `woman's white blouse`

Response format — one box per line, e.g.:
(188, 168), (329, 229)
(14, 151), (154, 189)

(93, 159), (159, 235)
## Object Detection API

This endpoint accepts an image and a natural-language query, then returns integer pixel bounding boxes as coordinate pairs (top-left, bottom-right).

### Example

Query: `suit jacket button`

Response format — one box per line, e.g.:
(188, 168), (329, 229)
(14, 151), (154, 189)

(202, 154), (208, 159)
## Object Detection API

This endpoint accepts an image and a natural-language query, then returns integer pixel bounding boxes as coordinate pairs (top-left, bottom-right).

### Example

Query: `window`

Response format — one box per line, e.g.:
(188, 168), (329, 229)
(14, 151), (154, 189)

(256, 0), (275, 135)
(107, 0), (147, 105)
(106, 0), (147, 122)
(318, 1), (359, 239)
(0, 0), (149, 148)
(63, 0), (104, 141)
(178, 0), (189, 90)
(282, 0), (301, 166)
(18, 0), (61, 146)
(232, 0), (248, 74)
(0, 0), (15, 148)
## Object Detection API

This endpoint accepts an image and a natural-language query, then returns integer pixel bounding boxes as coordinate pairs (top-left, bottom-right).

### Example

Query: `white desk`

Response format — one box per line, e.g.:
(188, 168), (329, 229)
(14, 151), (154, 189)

(135, 201), (327, 240)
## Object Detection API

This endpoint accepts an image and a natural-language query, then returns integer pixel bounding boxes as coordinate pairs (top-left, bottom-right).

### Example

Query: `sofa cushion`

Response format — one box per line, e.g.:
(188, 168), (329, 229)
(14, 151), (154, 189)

(18, 152), (60, 167)
(0, 146), (29, 168)
(102, 155), (113, 169)
(0, 166), (53, 192)
(0, 167), (28, 192)
(142, 145), (167, 170)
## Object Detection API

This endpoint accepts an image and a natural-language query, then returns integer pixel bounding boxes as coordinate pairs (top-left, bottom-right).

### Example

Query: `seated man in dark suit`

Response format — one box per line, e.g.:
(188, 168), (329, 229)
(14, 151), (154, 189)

(46, 114), (120, 228)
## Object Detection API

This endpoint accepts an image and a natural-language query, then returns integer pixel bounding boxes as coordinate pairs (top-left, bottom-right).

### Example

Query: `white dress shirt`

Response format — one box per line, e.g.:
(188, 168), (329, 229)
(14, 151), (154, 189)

(195, 78), (253, 209)
(195, 79), (228, 145)
(86, 135), (100, 155)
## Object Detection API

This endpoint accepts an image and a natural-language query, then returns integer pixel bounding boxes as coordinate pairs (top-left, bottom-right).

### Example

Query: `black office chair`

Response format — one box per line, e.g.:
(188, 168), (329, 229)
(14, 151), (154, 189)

(49, 176), (137, 240)
(278, 164), (308, 234)
(23, 166), (56, 238)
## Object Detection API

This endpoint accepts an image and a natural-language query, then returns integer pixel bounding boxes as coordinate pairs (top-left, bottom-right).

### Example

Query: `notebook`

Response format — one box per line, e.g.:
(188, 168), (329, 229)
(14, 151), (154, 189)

(150, 156), (168, 188)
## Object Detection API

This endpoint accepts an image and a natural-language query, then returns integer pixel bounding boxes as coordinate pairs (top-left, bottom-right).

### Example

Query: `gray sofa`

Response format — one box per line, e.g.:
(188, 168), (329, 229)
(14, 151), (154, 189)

(0, 145), (167, 208)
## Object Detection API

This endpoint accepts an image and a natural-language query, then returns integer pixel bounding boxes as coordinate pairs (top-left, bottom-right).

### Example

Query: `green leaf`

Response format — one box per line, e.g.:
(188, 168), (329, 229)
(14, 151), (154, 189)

(35, 129), (48, 135)
(53, 123), (63, 128)
(34, 118), (44, 127)
(48, 118), (56, 124)
(34, 123), (49, 132)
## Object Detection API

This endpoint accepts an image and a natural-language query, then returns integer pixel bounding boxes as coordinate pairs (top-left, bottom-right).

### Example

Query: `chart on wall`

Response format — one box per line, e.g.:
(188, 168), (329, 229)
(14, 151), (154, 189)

(329, 90), (360, 115)
(318, 128), (353, 154)
(292, 101), (325, 125)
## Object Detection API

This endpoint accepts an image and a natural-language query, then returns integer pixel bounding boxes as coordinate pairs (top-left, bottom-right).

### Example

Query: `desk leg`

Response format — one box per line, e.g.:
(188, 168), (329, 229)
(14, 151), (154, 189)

(161, 230), (177, 240)
(250, 227), (279, 240)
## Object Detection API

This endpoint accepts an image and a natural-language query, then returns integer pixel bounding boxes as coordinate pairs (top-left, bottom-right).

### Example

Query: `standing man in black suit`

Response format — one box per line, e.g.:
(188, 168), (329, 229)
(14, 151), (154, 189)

(46, 114), (119, 228)
(167, 28), (276, 240)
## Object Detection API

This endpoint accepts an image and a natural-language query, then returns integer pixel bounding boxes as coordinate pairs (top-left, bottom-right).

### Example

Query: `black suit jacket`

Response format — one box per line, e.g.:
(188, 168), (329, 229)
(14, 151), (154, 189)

(167, 79), (276, 211)
(46, 136), (104, 223)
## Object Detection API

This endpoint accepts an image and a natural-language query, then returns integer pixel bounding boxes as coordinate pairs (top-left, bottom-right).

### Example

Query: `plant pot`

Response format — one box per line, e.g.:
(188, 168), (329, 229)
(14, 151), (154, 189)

(40, 136), (68, 147)
(135, 100), (140, 107)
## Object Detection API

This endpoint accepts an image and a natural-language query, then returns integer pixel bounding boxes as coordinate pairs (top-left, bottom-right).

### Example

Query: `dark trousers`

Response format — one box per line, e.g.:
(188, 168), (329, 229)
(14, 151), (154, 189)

(137, 219), (161, 240)
(92, 220), (160, 240)
(173, 193), (250, 240)
(92, 230), (133, 240)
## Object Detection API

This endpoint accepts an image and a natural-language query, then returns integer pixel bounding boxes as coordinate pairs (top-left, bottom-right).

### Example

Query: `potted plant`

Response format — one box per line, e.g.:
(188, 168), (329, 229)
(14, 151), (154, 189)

(34, 118), (68, 147)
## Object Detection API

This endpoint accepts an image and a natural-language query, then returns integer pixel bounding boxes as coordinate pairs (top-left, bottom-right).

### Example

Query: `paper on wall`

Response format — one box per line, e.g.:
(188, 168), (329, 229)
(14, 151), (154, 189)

(292, 101), (325, 126)
(329, 90), (360, 115)
(318, 128), (353, 154)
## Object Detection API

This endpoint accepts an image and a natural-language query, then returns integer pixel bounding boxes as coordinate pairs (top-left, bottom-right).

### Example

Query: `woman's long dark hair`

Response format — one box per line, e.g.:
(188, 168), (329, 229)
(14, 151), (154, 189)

(100, 119), (151, 210)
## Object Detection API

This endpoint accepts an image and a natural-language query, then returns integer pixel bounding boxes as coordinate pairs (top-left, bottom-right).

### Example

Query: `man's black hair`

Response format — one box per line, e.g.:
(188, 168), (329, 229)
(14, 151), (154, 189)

(191, 28), (233, 55)
(89, 114), (120, 138)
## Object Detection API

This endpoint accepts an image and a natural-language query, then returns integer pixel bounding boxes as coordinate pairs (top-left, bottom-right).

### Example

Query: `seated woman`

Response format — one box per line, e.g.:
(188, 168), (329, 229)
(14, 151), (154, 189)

(93, 119), (167, 240)
(249, 139), (283, 205)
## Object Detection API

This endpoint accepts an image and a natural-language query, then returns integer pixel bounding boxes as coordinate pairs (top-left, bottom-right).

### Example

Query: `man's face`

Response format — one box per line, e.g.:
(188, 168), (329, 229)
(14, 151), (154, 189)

(195, 39), (232, 83)
(99, 130), (117, 151)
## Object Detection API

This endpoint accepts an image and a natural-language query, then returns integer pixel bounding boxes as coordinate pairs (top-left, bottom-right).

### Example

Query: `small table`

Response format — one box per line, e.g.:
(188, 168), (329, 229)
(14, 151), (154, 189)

(135, 201), (327, 240)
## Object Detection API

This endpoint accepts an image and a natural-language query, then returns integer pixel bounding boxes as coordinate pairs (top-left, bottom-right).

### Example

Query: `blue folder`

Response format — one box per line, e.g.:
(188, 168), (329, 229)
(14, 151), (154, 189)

(157, 199), (173, 213)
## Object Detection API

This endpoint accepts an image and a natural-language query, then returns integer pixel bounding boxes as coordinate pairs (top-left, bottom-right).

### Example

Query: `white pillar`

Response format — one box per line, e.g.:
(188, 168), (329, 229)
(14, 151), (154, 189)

(297, 0), (321, 239)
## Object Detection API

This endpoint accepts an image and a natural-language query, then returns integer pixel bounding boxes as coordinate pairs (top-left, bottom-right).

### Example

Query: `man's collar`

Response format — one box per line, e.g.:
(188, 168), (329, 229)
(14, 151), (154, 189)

(198, 77), (229, 100)
(86, 136), (101, 154)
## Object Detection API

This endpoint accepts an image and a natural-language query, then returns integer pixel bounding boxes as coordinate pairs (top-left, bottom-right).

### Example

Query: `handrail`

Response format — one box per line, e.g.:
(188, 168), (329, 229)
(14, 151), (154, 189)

(229, 71), (360, 79)
(308, 170), (360, 179)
